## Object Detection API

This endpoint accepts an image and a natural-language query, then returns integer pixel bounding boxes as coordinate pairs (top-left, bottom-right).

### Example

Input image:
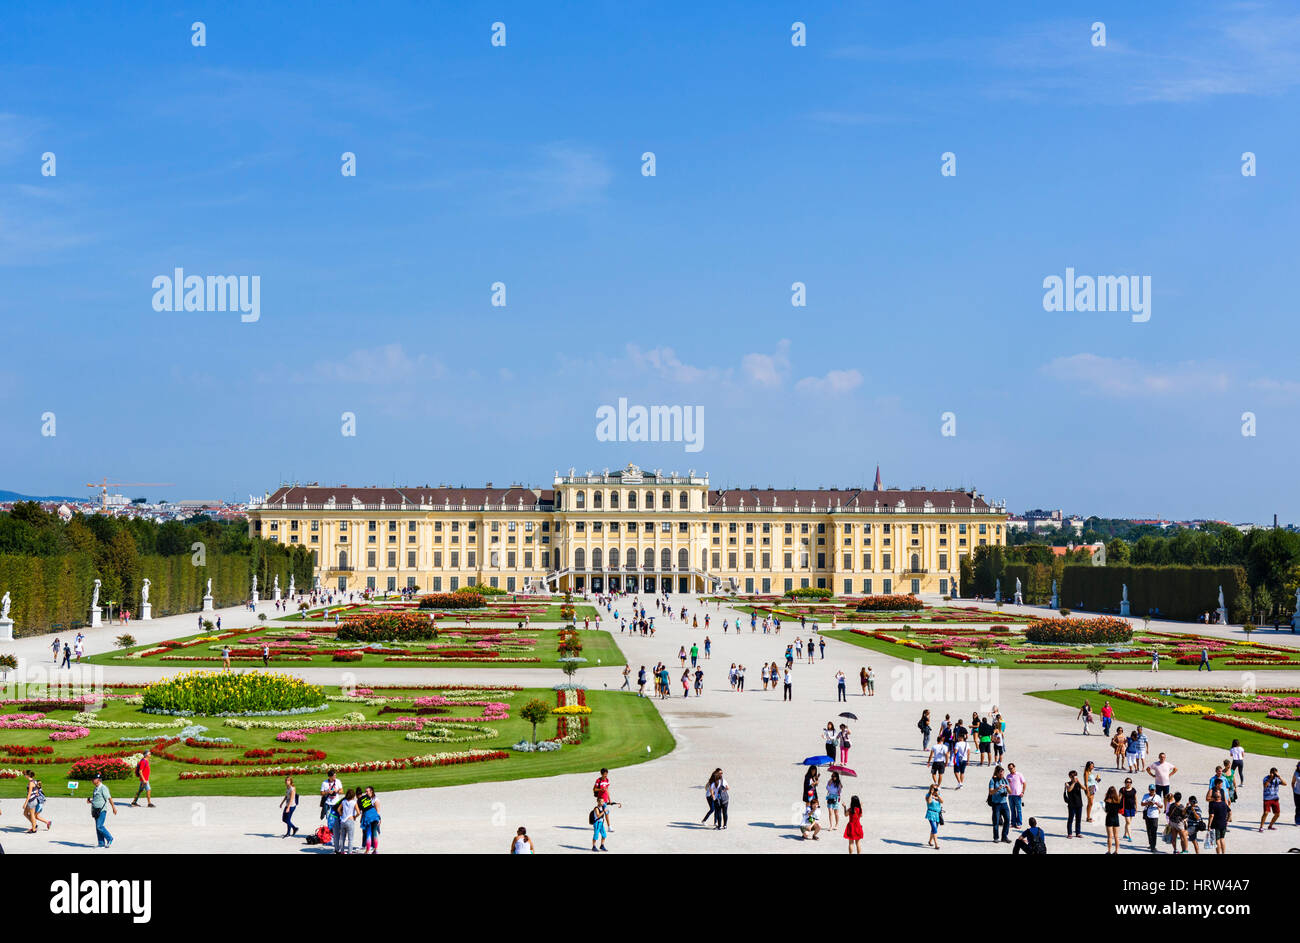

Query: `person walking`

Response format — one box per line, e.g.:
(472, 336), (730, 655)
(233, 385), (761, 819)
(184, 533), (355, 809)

(61, 643), (71, 669)
(843, 794), (864, 853)
(1147, 752), (1178, 810)
(1230, 739), (1245, 783)
(1063, 770), (1084, 838)
(1127, 727), (1148, 772)
(1141, 785), (1163, 852)
(925, 784), (944, 849)
(358, 785), (381, 853)
(989, 765), (1011, 843)
(689, 643), (698, 668)
(709, 769), (730, 829)
(279, 776), (299, 837)
(1111, 726), (1128, 770)
(702, 768), (722, 823)
(1207, 789), (1231, 854)
(88, 772), (116, 848)
(621, 665), (631, 691)
(1167, 792), (1189, 854)
(859, 666), (868, 696)
(1103, 785), (1122, 854)
(929, 739), (949, 787)
(1077, 700), (1093, 735)
(951, 735), (970, 789)
(1120, 776), (1138, 842)
(1100, 701), (1114, 736)
(865, 666), (875, 696)
(593, 769), (617, 831)
(837, 724), (852, 766)
(51, 637), (60, 663)
(22, 771), (51, 832)
(782, 667), (793, 701)
(129, 749), (155, 808)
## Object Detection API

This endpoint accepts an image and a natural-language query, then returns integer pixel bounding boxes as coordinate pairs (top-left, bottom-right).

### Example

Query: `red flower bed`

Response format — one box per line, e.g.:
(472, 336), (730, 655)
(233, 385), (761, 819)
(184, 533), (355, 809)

(0, 744), (54, 756)
(418, 592), (485, 610)
(1024, 617), (1132, 644)
(337, 610), (438, 642)
(177, 750), (510, 779)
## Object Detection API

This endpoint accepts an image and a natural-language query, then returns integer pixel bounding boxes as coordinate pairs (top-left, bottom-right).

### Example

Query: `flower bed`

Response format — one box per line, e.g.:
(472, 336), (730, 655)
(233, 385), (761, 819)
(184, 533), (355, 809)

(176, 749), (510, 779)
(68, 755), (134, 781)
(142, 671), (326, 715)
(854, 594), (924, 612)
(418, 592), (485, 610)
(337, 610), (439, 642)
(1024, 617), (1133, 644)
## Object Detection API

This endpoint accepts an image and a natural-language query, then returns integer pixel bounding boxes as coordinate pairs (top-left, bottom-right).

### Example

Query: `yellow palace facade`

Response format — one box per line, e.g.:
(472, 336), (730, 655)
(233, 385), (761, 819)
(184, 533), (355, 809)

(247, 463), (1006, 597)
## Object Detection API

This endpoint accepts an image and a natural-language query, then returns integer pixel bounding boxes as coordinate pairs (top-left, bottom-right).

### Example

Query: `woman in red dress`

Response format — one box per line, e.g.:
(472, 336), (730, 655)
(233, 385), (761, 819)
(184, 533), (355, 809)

(843, 794), (864, 853)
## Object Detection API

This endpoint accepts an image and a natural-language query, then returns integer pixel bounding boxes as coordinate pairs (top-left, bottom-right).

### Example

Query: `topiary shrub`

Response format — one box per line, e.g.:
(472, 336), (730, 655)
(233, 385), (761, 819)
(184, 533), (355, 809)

(337, 611), (438, 642)
(69, 755), (132, 781)
(1024, 617), (1132, 645)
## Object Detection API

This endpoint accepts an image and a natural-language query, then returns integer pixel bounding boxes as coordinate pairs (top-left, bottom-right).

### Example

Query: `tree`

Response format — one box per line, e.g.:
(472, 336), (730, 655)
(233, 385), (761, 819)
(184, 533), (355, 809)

(1254, 585), (1274, 625)
(1106, 538), (1131, 566)
(1084, 658), (1105, 687)
(519, 698), (553, 745)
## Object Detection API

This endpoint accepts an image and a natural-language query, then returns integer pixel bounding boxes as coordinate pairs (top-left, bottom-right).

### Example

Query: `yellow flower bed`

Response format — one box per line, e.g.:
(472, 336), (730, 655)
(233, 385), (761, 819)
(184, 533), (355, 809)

(1172, 704), (1215, 715)
(551, 705), (593, 715)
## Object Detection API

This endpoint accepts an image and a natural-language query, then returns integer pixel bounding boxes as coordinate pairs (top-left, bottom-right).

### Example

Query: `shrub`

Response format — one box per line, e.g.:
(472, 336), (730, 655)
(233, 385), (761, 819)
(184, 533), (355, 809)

(989, 625), (1010, 634)
(1024, 617), (1133, 645)
(855, 594), (924, 612)
(519, 697), (553, 745)
(69, 755), (132, 781)
(461, 583), (507, 597)
(418, 592), (485, 610)
(0, 653), (16, 670)
(114, 633), (136, 650)
(142, 670), (326, 714)
(332, 651), (364, 662)
(785, 587), (833, 599)
(338, 611), (439, 642)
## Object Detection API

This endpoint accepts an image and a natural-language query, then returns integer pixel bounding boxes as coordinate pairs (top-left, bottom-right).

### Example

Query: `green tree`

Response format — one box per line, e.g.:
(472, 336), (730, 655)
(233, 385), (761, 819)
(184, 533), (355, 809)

(519, 698), (553, 745)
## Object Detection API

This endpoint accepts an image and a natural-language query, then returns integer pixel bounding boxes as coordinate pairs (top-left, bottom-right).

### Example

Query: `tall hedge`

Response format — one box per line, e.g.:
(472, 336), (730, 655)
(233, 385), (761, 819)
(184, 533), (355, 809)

(0, 549), (305, 637)
(1058, 564), (1249, 623)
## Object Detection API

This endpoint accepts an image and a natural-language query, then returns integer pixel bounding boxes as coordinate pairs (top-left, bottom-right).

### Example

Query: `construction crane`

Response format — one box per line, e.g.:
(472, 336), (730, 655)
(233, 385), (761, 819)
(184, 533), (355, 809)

(86, 478), (175, 510)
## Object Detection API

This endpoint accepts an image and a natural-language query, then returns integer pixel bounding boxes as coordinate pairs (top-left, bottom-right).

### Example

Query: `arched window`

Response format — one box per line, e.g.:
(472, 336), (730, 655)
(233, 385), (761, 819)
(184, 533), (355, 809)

(575, 490), (585, 509)
(591, 547), (603, 570)
(338, 550), (348, 569)
(609, 547), (620, 569)
(644, 548), (654, 569)
(645, 491), (655, 509)
(661, 548), (671, 570)
(678, 548), (688, 570)
(662, 490), (671, 509)
(678, 491), (688, 510)
(593, 491), (603, 509)
(610, 490), (620, 509)
(627, 491), (637, 510)
(574, 548), (585, 570)
(911, 553), (920, 572)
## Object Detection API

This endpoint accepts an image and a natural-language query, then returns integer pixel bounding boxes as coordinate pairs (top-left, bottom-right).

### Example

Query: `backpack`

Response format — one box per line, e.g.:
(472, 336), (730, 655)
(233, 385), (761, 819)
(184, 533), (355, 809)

(588, 808), (599, 825)
(1027, 829), (1047, 854)
(307, 825), (332, 845)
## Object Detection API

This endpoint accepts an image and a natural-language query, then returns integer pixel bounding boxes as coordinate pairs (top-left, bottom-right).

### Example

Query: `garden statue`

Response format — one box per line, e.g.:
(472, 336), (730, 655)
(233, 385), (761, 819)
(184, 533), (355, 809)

(1120, 582), (1131, 617)
(0, 591), (9, 620)
(141, 578), (150, 604)
(994, 578), (1001, 603)
(1049, 579), (1059, 609)
(1014, 577), (1023, 605)
(206, 578), (213, 596)
(1216, 585), (1228, 626)
(91, 578), (103, 626)
(288, 575), (295, 596)
(252, 574), (258, 593)
(92, 579), (101, 608)
(273, 575), (279, 592)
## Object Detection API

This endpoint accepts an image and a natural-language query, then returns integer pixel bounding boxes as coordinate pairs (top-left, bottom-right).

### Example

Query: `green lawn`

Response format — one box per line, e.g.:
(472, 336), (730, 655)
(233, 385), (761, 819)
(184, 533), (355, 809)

(86, 626), (628, 670)
(0, 686), (674, 798)
(1028, 688), (1300, 759)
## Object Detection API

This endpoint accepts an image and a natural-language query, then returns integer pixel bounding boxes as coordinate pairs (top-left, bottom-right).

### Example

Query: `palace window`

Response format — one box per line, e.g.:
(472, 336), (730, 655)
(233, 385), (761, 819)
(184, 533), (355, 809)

(610, 491), (620, 509)
(576, 491), (586, 509)
(678, 491), (688, 510)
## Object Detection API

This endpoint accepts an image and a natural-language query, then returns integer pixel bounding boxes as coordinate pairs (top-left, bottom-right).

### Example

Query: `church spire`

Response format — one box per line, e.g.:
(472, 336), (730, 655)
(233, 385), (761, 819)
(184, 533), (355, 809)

(874, 465), (882, 491)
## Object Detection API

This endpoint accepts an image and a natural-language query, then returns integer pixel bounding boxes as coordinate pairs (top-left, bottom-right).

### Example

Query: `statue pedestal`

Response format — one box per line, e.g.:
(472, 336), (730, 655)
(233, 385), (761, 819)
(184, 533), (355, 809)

(202, 595), (214, 612)
(90, 608), (103, 627)
(1216, 607), (1228, 625)
(1049, 593), (1059, 609)
(0, 618), (13, 641)
(1014, 593), (1023, 606)
(273, 589), (281, 603)
(1120, 601), (1131, 617)
(252, 592), (260, 607)
(140, 603), (152, 621)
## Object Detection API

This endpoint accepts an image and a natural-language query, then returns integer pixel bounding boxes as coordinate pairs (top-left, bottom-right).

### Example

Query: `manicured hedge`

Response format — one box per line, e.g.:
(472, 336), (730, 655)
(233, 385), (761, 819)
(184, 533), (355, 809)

(855, 594), (924, 612)
(1058, 565), (1248, 623)
(1024, 616), (1133, 644)
(418, 592), (485, 610)
(785, 587), (833, 599)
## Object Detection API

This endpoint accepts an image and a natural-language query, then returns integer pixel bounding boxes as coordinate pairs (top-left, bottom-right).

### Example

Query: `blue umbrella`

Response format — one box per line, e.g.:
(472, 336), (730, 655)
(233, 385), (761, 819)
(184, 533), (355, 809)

(802, 755), (832, 766)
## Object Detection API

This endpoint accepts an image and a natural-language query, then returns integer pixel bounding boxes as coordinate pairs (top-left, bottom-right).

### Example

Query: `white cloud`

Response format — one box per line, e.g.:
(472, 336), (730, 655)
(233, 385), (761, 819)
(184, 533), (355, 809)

(288, 344), (444, 385)
(796, 369), (864, 396)
(742, 340), (791, 388)
(1042, 353), (1228, 396)
(626, 345), (725, 385)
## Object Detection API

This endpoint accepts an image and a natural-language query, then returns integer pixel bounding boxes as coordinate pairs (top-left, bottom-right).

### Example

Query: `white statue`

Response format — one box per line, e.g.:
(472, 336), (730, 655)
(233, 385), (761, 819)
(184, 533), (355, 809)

(205, 578), (213, 596)
(1218, 585), (1226, 610)
(1, 591), (9, 620)
(141, 578), (151, 604)
(92, 579), (101, 608)
(1295, 586), (1300, 612)
(273, 575), (279, 592)
(1122, 583), (1129, 602)
(288, 575), (296, 596)
(1015, 577), (1022, 594)
(252, 574), (258, 593)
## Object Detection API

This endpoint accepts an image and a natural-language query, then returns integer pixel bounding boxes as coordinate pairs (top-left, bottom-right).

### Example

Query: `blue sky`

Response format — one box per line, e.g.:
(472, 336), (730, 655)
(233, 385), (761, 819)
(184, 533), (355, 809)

(2, 1), (1299, 520)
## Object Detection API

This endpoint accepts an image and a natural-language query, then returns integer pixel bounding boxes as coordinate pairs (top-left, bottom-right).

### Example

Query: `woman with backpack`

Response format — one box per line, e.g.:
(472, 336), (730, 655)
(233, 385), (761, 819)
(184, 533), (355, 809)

(23, 771), (50, 832)
(590, 801), (609, 852)
(708, 770), (730, 829)
(918, 710), (932, 751)
(701, 768), (721, 823)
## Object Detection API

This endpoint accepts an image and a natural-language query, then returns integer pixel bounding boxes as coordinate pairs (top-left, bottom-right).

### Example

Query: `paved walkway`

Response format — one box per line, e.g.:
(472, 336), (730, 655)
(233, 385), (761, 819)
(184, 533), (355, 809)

(4, 595), (1298, 854)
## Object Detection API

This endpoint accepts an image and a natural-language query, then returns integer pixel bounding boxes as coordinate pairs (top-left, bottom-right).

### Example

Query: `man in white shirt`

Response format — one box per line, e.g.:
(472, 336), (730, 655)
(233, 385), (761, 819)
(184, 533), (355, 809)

(320, 770), (343, 819)
(951, 737), (971, 789)
(929, 740), (949, 786)
(1146, 752), (1178, 808)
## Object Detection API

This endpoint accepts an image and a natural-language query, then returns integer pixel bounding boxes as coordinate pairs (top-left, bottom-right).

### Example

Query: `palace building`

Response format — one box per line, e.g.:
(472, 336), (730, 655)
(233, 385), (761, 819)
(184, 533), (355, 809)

(246, 464), (1006, 597)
